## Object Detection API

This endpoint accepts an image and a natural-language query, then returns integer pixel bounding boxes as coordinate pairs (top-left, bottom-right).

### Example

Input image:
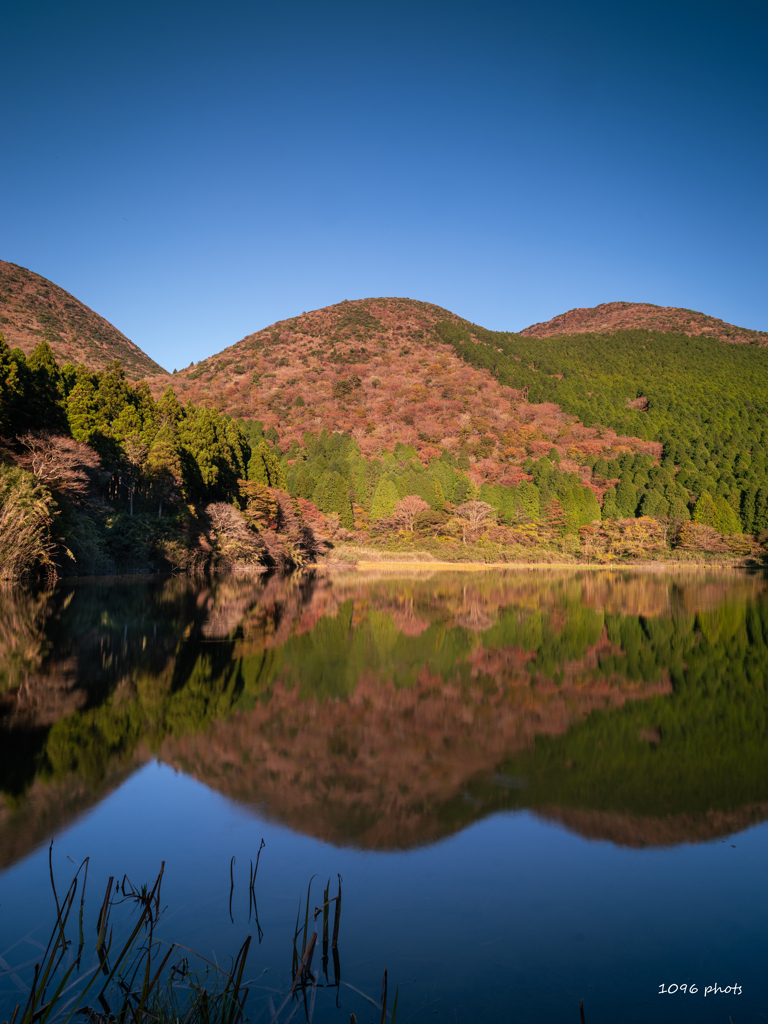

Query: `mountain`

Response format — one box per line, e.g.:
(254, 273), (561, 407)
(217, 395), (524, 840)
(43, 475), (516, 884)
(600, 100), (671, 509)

(165, 296), (658, 476)
(520, 300), (768, 345)
(0, 260), (168, 378)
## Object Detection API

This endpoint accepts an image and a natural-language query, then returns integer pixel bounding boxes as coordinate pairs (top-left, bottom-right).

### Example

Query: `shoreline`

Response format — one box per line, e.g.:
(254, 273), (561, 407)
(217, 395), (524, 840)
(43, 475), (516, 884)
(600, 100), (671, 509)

(338, 559), (761, 574)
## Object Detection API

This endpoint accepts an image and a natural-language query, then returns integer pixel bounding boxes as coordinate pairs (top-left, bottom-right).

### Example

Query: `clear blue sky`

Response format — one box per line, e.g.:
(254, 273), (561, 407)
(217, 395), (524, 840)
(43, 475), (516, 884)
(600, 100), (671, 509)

(2, 0), (766, 371)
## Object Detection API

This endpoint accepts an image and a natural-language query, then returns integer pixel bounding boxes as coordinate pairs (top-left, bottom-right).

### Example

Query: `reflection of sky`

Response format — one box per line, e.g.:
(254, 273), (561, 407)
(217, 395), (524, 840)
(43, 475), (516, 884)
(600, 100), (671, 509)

(1, 762), (766, 1023)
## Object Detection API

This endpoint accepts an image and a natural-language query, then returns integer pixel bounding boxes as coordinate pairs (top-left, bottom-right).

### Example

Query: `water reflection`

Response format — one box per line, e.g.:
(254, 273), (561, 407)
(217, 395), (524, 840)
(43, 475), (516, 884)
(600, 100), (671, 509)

(2, 569), (767, 865)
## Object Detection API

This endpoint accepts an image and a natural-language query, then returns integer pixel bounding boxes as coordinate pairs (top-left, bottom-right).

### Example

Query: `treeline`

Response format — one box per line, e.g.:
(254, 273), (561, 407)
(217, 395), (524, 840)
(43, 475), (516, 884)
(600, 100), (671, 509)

(245, 423), (754, 561)
(261, 428), (599, 533)
(0, 336), (318, 578)
(436, 320), (768, 536)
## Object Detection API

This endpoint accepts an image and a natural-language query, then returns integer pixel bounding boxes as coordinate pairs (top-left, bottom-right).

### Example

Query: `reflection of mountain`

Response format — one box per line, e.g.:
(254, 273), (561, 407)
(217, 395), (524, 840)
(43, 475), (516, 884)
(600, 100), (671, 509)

(0, 756), (146, 870)
(158, 649), (669, 850)
(1, 569), (768, 865)
(533, 805), (768, 848)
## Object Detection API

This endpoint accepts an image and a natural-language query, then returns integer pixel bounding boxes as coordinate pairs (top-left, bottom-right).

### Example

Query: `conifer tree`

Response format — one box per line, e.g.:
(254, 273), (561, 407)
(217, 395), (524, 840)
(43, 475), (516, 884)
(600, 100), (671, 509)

(714, 495), (741, 534)
(693, 491), (719, 529)
(516, 480), (540, 521)
(146, 425), (182, 518)
(601, 487), (619, 520)
(248, 441), (286, 489)
(370, 478), (400, 521)
(615, 477), (638, 517)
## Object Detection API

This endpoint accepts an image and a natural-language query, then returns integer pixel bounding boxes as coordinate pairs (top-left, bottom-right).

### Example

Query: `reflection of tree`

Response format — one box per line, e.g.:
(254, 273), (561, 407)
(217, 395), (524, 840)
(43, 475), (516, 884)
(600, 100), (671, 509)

(2, 570), (768, 862)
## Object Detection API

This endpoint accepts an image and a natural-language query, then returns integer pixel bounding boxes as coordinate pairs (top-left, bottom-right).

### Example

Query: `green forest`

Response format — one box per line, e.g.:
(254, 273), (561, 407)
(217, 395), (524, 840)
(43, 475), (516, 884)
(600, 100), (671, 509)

(436, 320), (768, 535)
(0, 335), (314, 577)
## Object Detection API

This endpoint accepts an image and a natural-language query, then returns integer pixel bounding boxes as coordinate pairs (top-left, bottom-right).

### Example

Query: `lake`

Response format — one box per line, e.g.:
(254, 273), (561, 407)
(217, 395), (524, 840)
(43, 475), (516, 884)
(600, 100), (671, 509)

(1, 568), (767, 1023)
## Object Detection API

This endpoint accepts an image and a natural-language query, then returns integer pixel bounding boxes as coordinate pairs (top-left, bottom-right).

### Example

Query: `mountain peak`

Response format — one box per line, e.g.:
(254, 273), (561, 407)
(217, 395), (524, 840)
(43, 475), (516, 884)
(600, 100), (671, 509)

(520, 301), (768, 345)
(0, 260), (168, 378)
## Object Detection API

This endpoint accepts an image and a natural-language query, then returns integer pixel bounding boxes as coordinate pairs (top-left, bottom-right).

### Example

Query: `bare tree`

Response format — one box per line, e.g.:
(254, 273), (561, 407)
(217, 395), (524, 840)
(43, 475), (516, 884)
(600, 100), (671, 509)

(453, 500), (496, 543)
(391, 495), (430, 532)
(16, 432), (102, 498)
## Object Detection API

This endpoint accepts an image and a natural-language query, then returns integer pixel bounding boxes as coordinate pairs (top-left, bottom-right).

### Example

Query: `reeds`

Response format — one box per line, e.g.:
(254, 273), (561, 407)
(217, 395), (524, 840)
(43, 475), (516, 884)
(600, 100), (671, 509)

(0, 849), (250, 1024)
(1, 853), (400, 1024)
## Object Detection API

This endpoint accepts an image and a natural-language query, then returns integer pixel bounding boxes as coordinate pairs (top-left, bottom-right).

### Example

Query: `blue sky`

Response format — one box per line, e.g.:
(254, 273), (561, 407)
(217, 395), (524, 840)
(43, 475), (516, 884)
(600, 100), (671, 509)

(2, 0), (766, 370)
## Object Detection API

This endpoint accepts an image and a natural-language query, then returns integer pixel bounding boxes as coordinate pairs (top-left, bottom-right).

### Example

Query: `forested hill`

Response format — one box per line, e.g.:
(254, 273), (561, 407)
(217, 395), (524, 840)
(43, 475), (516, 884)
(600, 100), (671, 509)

(165, 296), (657, 474)
(0, 261), (168, 379)
(520, 301), (768, 345)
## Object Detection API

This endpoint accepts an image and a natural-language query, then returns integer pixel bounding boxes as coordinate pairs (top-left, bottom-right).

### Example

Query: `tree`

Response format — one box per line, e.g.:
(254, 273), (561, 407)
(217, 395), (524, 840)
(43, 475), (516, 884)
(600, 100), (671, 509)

(391, 495), (430, 531)
(413, 508), (449, 536)
(693, 491), (718, 530)
(615, 477), (638, 517)
(123, 434), (148, 516)
(601, 487), (619, 520)
(453, 500), (496, 543)
(16, 432), (101, 499)
(544, 498), (567, 540)
(370, 478), (400, 521)
(714, 495), (741, 535)
(312, 470), (353, 529)
(146, 425), (182, 518)
(249, 441), (286, 489)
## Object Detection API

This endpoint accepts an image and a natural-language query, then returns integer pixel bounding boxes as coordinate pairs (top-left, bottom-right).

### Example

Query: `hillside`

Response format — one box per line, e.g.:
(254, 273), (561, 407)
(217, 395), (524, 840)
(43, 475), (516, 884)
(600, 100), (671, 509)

(520, 300), (768, 345)
(0, 260), (168, 378)
(162, 296), (658, 488)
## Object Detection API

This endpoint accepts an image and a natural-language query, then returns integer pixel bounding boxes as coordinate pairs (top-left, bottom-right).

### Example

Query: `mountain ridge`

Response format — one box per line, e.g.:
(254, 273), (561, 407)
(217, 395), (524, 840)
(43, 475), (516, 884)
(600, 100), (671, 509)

(520, 300), (768, 344)
(0, 260), (168, 378)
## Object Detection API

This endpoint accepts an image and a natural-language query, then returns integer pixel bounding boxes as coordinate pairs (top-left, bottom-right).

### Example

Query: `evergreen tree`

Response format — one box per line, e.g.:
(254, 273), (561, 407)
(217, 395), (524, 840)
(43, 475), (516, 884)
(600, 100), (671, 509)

(146, 425), (182, 518)
(714, 495), (741, 535)
(28, 340), (67, 432)
(370, 478), (400, 521)
(753, 488), (768, 535)
(638, 488), (670, 520)
(248, 441), (286, 489)
(516, 480), (540, 521)
(693, 491), (719, 529)
(615, 477), (638, 517)
(312, 471), (353, 528)
(602, 487), (619, 520)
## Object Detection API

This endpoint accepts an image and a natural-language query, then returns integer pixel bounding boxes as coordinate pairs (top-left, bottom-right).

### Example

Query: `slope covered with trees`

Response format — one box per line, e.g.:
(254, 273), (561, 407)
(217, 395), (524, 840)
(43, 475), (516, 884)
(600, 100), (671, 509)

(520, 300), (768, 345)
(0, 335), (319, 579)
(0, 261), (168, 378)
(435, 317), (768, 545)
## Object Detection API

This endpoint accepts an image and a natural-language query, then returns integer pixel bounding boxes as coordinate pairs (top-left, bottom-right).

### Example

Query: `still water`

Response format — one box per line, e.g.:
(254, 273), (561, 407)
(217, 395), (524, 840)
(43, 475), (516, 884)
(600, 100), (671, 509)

(1, 569), (767, 1023)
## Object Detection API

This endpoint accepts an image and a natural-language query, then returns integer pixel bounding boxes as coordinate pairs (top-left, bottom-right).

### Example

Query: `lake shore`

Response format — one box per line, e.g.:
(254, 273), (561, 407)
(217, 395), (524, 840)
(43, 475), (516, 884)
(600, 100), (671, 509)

(337, 558), (759, 573)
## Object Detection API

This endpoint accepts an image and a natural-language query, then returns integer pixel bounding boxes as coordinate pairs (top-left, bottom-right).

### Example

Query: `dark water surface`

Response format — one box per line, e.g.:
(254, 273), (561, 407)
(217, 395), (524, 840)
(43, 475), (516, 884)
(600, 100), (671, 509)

(1, 569), (767, 1022)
